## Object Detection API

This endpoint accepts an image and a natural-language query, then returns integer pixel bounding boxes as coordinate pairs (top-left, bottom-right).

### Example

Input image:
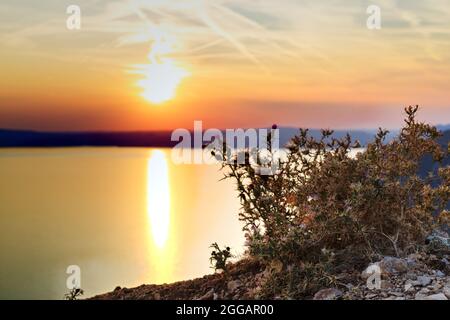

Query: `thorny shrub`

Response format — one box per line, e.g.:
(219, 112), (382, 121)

(210, 242), (233, 274)
(217, 106), (449, 295)
(64, 288), (84, 300)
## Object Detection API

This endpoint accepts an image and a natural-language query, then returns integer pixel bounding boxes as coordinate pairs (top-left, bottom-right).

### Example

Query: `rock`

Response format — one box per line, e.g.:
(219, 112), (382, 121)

(379, 257), (408, 275)
(199, 289), (214, 300)
(410, 280), (421, 287)
(419, 288), (430, 295)
(407, 253), (422, 261)
(423, 293), (448, 300)
(435, 270), (445, 278)
(362, 257), (408, 280)
(430, 282), (442, 292)
(405, 272), (417, 280)
(443, 286), (450, 299)
(405, 255), (420, 268)
(361, 263), (380, 280)
(415, 292), (426, 300)
(380, 280), (394, 290)
(426, 231), (450, 253)
(415, 287), (433, 300)
(389, 291), (404, 297)
(344, 283), (354, 290)
(313, 288), (343, 300)
(227, 280), (241, 293)
(404, 283), (413, 292)
(416, 275), (432, 286)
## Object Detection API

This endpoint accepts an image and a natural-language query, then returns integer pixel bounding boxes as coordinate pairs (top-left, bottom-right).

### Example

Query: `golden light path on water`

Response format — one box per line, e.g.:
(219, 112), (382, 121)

(147, 150), (170, 248)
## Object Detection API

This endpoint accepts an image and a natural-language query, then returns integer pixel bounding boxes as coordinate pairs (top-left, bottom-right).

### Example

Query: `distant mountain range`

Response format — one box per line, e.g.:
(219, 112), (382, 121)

(0, 127), (400, 148)
(437, 124), (450, 132)
(419, 129), (450, 180)
(0, 129), (175, 148)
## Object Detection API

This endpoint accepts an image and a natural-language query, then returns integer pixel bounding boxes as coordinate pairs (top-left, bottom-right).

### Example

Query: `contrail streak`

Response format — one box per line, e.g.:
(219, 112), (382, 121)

(197, 0), (268, 72)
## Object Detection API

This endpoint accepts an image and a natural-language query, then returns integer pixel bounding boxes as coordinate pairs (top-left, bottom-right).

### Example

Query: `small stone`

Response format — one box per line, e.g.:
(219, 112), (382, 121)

(389, 292), (403, 297)
(416, 275), (432, 286)
(362, 257), (408, 280)
(227, 280), (241, 292)
(404, 283), (413, 292)
(380, 280), (394, 290)
(423, 293), (448, 300)
(345, 283), (354, 290)
(419, 288), (430, 295)
(199, 289), (214, 300)
(313, 288), (343, 300)
(361, 263), (380, 280)
(426, 232), (450, 253)
(407, 253), (422, 261)
(406, 258), (418, 268)
(435, 270), (445, 278)
(443, 286), (450, 299)
(415, 293), (426, 300)
(379, 257), (408, 275)
(430, 281), (442, 291)
(405, 272), (417, 280)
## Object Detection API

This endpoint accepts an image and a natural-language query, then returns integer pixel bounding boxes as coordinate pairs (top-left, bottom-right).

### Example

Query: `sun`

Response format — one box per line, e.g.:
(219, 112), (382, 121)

(138, 58), (189, 104)
(135, 32), (189, 105)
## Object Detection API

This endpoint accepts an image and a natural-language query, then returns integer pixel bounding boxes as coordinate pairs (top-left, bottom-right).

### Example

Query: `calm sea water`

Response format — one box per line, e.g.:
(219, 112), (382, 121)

(0, 148), (243, 300)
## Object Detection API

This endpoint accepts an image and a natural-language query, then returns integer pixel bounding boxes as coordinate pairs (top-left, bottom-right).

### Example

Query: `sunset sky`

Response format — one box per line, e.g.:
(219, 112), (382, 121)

(1, 0), (449, 131)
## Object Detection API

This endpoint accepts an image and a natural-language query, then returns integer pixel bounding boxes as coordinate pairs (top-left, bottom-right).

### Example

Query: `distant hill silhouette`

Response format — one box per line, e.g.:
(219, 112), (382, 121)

(437, 124), (450, 132)
(0, 130), (175, 148)
(277, 127), (398, 147)
(419, 129), (450, 180)
(0, 128), (397, 148)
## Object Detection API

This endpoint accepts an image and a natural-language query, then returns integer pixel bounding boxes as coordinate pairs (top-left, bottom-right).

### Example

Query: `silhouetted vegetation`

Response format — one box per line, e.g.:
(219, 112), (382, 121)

(64, 288), (84, 300)
(210, 242), (233, 274)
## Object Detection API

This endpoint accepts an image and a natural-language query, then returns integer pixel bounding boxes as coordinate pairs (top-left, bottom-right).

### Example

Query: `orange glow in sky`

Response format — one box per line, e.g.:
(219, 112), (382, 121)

(0, 0), (449, 131)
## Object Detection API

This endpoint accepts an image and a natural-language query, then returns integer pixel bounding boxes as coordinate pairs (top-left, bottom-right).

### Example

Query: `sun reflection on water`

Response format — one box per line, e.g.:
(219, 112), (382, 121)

(147, 150), (170, 248)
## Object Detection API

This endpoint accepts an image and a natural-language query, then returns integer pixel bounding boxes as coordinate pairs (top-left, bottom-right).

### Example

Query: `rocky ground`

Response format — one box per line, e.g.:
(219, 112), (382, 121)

(319, 253), (450, 300)
(91, 259), (267, 300)
(92, 234), (450, 300)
